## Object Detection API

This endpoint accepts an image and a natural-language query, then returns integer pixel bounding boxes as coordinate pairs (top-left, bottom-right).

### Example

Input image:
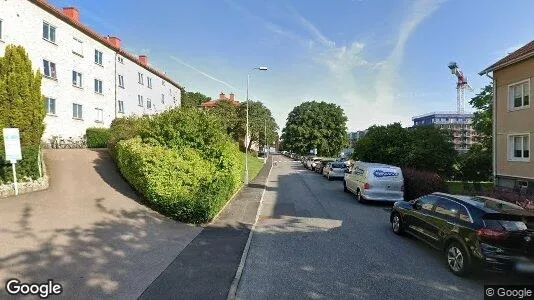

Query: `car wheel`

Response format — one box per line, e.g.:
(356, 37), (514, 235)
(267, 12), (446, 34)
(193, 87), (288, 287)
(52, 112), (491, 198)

(391, 212), (403, 235)
(343, 181), (349, 193)
(445, 242), (472, 277)
(356, 189), (365, 203)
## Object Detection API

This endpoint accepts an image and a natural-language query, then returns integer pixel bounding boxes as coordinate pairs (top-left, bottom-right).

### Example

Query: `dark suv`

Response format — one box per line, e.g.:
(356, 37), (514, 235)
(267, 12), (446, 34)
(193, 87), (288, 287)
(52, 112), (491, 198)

(390, 192), (534, 276)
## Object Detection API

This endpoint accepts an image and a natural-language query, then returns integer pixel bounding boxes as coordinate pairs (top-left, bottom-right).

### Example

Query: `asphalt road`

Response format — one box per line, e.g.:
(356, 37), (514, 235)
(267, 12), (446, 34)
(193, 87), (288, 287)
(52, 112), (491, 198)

(236, 155), (533, 300)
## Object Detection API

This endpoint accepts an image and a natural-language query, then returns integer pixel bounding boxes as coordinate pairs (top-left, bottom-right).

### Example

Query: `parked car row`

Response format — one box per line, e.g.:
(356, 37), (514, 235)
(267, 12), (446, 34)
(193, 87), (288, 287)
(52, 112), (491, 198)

(282, 152), (534, 278)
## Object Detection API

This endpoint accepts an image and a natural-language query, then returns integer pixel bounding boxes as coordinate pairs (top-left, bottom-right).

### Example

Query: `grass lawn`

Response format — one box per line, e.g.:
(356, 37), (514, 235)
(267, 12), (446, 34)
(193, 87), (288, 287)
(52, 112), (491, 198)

(446, 181), (493, 195)
(241, 152), (264, 182)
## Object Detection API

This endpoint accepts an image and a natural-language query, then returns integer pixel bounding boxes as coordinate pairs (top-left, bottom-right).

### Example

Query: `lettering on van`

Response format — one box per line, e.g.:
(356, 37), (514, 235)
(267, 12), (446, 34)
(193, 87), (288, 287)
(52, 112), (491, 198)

(354, 168), (365, 175)
(373, 169), (399, 178)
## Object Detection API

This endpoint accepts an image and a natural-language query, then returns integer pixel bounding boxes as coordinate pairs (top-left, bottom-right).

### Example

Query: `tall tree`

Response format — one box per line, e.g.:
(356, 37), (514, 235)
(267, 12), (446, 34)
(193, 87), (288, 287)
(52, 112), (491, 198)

(237, 101), (278, 151)
(181, 91), (211, 109)
(209, 100), (240, 141)
(469, 84), (493, 147)
(0, 45), (45, 147)
(281, 101), (348, 156)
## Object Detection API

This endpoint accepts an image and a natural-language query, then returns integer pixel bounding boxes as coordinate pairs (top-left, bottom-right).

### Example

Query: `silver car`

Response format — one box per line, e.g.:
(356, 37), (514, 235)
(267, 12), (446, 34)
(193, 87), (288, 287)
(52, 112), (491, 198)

(322, 162), (346, 180)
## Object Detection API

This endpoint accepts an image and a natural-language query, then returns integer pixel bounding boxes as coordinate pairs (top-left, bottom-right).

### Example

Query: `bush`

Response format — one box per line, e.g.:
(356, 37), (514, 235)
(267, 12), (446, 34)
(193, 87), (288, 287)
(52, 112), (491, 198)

(108, 116), (148, 159)
(0, 144), (41, 184)
(86, 127), (110, 148)
(402, 168), (448, 200)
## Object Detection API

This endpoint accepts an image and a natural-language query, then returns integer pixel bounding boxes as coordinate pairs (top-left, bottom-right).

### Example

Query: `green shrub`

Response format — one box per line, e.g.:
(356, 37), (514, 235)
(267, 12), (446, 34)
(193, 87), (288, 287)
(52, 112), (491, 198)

(402, 168), (448, 200)
(0, 144), (41, 184)
(86, 127), (110, 148)
(108, 116), (148, 159)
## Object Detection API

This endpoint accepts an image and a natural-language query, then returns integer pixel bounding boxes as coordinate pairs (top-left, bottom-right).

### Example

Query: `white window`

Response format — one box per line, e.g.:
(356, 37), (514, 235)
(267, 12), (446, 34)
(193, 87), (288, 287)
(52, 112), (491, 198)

(118, 74), (124, 88)
(138, 72), (144, 85)
(0, 19), (3, 40)
(508, 134), (530, 161)
(147, 98), (152, 109)
(161, 94), (165, 104)
(509, 79), (530, 109)
(45, 97), (56, 115)
(43, 59), (57, 79)
(138, 95), (143, 107)
(72, 71), (82, 88)
(118, 100), (124, 113)
(147, 77), (152, 88)
(73, 103), (83, 119)
(94, 79), (103, 94)
(42, 21), (56, 43)
(117, 56), (124, 64)
(73, 37), (83, 56)
(95, 108), (103, 123)
(94, 50), (103, 65)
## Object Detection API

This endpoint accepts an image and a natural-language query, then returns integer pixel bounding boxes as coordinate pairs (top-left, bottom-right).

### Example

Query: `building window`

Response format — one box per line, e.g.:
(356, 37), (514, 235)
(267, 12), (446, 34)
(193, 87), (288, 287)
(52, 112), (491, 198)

(508, 134), (530, 161)
(73, 103), (83, 119)
(94, 50), (103, 65)
(0, 19), (3, 40)
(147, 77), (152, 88)
(161, 94), (165, 104)
(73, 37), (83, 56)
(117, 56), (124, 64)
(42, 21), (56, 43)
(147, 98), (152, 109)
(118, 74), (124, 88)
(72, 71), (82, 88)
(138, 95), (143, 107)
(509, 79), (530, 109)
(94, 79), (103, 94)
(138, 73), (144, 85)
(95, 108), (103, 123)
(118, 101), (124, 113)
(43, 60), (57, 79)
(44, 97), (56, 115)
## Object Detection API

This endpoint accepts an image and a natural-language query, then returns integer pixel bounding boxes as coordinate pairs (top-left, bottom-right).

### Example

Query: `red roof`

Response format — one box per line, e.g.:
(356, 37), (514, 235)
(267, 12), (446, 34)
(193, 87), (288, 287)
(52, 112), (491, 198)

(480, 40), (534, 75)
(30, 0), (184, 90)
(200, 93), (240, 108)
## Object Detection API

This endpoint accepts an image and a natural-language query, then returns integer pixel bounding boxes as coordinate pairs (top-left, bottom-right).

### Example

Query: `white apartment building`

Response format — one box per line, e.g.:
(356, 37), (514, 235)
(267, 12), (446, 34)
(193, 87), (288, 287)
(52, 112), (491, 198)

(0, 0), (183, 141)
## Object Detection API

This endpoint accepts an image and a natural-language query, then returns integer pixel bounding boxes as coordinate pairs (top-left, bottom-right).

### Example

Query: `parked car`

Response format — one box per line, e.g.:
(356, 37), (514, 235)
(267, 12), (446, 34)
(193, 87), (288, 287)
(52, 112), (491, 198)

(316, 159), (335, 174)
(306, 157), (321, 170)
(323, 162), (347, 180)
(390, 192), (534, 276)
(343, 162), (404, 203)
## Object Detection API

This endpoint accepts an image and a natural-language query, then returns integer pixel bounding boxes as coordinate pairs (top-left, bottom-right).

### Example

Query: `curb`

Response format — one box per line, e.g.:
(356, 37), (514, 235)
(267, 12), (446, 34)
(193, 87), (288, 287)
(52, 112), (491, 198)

(226, 156), (274, 300)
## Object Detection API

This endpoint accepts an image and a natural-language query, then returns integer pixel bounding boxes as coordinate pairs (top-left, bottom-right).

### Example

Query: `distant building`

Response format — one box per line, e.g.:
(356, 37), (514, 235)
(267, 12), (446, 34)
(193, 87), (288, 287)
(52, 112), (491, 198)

(412, 112), (480, 153)
(348, 130), (367, 144)
(201, 92), (240, 109)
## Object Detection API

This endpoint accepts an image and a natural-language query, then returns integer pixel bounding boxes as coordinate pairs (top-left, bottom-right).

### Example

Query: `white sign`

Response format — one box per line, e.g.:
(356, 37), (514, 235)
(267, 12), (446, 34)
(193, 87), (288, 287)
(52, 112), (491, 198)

(3, 128), (22, 163)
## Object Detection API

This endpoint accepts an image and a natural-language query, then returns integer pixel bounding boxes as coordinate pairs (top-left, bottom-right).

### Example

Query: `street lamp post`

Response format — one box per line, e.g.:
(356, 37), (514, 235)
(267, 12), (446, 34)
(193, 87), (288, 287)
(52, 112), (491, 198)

(245, 66), (268, 185)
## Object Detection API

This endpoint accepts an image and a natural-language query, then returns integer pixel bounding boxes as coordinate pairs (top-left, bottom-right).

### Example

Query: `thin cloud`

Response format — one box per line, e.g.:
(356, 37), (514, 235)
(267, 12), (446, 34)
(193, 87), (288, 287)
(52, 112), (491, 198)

(286, 6), (335, 48)
(169, 56), (241, 92)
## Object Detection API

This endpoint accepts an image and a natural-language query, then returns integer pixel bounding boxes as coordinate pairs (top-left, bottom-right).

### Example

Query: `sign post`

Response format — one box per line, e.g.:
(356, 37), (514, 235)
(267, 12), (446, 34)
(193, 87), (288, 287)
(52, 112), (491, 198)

(3, 128), (22, 196)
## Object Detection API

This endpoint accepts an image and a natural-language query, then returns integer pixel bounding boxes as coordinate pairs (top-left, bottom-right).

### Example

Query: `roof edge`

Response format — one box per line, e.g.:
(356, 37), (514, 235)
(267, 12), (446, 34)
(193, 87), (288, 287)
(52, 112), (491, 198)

(479, 49), (534, 75)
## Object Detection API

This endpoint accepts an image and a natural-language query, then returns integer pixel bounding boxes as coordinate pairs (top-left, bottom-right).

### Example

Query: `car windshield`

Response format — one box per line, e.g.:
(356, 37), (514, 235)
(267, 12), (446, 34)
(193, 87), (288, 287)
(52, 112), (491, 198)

(469, 196), (524, 211)
(332, 163), (345, 168)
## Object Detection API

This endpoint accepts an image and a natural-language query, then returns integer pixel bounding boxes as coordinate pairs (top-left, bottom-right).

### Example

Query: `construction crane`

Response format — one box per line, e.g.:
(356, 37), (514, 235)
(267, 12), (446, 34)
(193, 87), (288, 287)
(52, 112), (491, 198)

(448, 62), (473, 113)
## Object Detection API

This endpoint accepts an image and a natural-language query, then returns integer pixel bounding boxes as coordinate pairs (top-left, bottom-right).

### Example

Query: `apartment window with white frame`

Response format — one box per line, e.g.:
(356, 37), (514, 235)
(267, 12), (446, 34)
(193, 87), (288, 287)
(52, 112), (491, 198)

(95, 108), (103, 123)
(118, 100), (124, 113)
(94, 79), (103, 94)
(42, 21), (56, 43)
(138, 95), (143, 107)
(161, 93), (165, 104)
(508, 134), (530, 161)
(118, 74), (124, 88)
(73, 103), (83, 119)
(72, 71), (82, 88)
(45, 97), (56, 115)
(73, 37), (83, 56)
(147, 77), (152, 88)
(509, 79), (530, 109)
(147, 98), (152, 109)
(0, 19), (3, 41)
(43, 59), (57, 79)
(94, 50), (103, 65)
(138, 72), (144, 85)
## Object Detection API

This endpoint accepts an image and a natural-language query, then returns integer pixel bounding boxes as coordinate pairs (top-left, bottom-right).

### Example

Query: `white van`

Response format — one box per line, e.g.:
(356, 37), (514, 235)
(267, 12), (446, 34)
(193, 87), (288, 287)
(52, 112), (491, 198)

(343, 162), (404, 203)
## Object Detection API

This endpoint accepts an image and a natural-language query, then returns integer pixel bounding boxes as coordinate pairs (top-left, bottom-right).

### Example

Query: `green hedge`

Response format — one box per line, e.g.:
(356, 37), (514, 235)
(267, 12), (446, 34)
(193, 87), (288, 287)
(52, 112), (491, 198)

(108, 116), (148, 159)
(0, 144), (40, 184)
(86, 127), (110, 148)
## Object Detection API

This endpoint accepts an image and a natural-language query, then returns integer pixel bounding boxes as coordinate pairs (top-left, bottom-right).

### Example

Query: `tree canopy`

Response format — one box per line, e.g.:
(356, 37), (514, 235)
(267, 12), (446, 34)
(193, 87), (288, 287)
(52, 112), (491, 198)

(236, 100), (278, 151)
(281, 101), (348, 157)
(181, 91), (211, 109)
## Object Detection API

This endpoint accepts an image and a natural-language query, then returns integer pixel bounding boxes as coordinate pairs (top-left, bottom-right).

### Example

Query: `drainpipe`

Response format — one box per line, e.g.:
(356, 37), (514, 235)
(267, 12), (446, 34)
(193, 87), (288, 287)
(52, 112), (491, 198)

(114, 52), (118, 119)
(484, 71), (496, 186)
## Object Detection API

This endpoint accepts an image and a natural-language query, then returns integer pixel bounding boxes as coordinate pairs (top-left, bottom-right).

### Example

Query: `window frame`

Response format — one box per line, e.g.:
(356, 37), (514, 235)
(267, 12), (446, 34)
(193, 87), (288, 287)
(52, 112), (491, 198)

(161, 93), (165, 104)
(42, 21), (56, 44)
(94, 78), (103, 94)
(147, 98), (152, 109)
(138, 95), (144, 107)
(138, 72), (144, 85)
(0, 18), (3, 41)
(508, 79), (530, 111)
(44, 97), (56, 116)
(147, 77), (152, 88)
(72, 37), (83, 57)
(94, 49), (103, 66)
(95, 108), (104, 123)
(72, 70), (83, 88)
(508, 133), (530, 162)
(118, 100), (125, 113)
(118, 74), (124, 88)
(72, 103), (83, 120)
(42, 59), (57, 79)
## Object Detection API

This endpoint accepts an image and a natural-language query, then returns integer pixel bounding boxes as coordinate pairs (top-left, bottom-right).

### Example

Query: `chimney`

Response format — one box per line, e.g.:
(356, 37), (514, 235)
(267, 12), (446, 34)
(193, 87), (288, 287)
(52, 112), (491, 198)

(107, 36), (121, 48)
(219, 92), (226, 100)
(139, 55), (148, 65)
(229, 93), (235, 101)
(63, 7), (80, 22)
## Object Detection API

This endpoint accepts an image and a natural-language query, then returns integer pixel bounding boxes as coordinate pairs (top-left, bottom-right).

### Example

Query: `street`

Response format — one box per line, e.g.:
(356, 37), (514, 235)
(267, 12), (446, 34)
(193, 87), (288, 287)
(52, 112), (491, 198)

(236, 155), (533, 300)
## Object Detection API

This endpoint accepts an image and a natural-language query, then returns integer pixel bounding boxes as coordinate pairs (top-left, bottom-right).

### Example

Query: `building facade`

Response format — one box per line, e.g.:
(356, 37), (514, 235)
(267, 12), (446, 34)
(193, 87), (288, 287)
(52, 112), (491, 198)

(480, 40), (534, 194)
(412, 112), (479, 153)
(0, 0), (183, 141)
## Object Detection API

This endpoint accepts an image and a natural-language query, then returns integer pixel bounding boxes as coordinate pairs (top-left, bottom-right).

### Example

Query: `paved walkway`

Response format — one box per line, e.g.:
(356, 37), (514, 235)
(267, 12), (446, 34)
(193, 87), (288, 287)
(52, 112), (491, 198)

(0, 149), (201, 299)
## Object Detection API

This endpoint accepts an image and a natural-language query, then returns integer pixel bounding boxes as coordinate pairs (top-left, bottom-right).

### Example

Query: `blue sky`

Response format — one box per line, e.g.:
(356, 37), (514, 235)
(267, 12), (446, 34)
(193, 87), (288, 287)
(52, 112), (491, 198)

(51, 0), (534, 132)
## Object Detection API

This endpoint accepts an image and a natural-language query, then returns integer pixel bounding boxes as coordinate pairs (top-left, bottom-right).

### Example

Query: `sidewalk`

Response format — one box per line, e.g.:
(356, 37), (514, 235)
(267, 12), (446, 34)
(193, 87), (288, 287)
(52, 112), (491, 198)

(139, 156), (273, 299)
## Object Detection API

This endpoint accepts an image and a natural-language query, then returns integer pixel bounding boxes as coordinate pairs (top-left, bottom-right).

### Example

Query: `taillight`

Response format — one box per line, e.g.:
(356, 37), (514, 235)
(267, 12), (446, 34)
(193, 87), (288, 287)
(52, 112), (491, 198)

(364, 183), (370, 189)
(477, 228), (508, 240)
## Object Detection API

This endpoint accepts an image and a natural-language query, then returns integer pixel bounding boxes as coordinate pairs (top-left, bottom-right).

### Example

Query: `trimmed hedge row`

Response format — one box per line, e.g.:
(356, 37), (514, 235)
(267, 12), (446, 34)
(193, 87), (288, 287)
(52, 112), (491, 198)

(0, 144), (40, 184)
(86, 127), (110, 148)
(403, 168), (448, 200)
(108, 116), (147, 159)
